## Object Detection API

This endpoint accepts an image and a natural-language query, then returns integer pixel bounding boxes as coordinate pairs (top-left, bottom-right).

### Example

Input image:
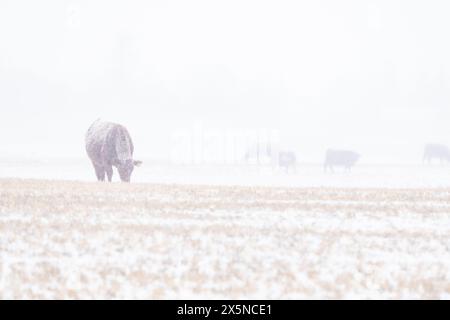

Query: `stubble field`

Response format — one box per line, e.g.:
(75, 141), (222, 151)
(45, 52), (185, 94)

(1, 178), (450, 299)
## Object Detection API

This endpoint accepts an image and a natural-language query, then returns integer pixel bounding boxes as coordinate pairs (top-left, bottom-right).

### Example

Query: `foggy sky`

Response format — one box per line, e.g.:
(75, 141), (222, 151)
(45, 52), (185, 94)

(0, 0), (449, 162)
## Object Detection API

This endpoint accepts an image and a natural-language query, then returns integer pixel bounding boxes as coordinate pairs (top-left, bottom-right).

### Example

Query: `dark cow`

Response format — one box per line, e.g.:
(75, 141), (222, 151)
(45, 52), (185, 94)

(278, 151), (297, 173)
(85, 120), (142, 182)
(423, 144), (450, 164)
(324, 149), (360, 172)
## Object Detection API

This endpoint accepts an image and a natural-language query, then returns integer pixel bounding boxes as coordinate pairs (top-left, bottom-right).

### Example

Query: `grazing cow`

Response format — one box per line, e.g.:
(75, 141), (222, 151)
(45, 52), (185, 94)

(324, 149), (360, 172)
(278, 151), (297, 173)
(85, 120), (142, 182)
(423, 144), (450, 164)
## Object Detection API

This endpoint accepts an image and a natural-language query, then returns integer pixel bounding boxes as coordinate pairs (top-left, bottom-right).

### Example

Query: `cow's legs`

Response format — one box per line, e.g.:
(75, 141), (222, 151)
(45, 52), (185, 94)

(105, 166), (113, 182)
(93, 164), (105, 181)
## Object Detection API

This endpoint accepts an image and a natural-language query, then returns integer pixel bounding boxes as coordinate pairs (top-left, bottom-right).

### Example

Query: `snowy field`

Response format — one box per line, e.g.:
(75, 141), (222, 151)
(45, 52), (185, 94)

(1, 158), (450, 188)
(1, 177), (450, 299)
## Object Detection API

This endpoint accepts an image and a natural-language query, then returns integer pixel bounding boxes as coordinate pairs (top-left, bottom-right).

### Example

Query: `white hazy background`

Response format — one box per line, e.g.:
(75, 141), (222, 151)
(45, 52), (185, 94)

(0, 0), (449, 165)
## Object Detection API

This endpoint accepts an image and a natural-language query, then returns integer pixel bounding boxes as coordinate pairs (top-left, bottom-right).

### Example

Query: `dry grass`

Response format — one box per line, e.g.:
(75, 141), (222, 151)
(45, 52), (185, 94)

(1, 179), (450, 299)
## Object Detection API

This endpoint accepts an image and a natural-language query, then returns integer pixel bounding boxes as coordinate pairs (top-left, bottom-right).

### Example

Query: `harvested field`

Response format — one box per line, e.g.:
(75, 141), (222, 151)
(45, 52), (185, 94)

(1, 179), (450, 299)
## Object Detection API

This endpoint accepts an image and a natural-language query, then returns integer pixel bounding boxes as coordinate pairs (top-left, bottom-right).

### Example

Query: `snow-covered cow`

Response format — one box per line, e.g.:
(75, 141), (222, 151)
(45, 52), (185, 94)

(85, 120), (142, 182)
(324, 149), (360, 172)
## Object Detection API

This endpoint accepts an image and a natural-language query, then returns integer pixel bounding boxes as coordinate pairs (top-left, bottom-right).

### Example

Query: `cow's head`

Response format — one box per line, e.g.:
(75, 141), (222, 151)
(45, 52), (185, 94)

(117, 159), (142, 183)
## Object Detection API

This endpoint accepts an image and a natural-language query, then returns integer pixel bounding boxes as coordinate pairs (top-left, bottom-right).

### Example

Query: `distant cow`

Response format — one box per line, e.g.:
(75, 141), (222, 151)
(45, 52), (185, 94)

(278, 151), (297, 173)
(85, 120), (142, 182)
(423, 144), (450, 164)
(324, 149), (360, 172)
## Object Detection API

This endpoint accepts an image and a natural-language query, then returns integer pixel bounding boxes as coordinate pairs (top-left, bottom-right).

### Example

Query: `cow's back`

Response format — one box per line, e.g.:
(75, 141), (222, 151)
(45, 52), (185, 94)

(86, 121), (113, 163)
(424, 144), (450, 157)
(279, 152), (296, 167)
(86, 120), (135, 166)
(325, 149), (359, 166)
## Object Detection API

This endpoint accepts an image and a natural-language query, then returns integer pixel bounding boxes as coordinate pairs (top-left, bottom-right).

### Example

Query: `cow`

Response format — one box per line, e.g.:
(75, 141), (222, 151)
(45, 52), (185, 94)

(324, 149), (360, 172)
(423, 144), (450, 164)
(85, 120), (142, 182)
(278, 151), (297, 173)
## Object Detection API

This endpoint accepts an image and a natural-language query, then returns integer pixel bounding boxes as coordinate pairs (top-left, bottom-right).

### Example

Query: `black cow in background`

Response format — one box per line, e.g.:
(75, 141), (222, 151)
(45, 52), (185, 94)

(278, 151), (297, 173)
(85, 120), (142, 182)
(324, 149), (360, 172)
(423, 144), (450, 164)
